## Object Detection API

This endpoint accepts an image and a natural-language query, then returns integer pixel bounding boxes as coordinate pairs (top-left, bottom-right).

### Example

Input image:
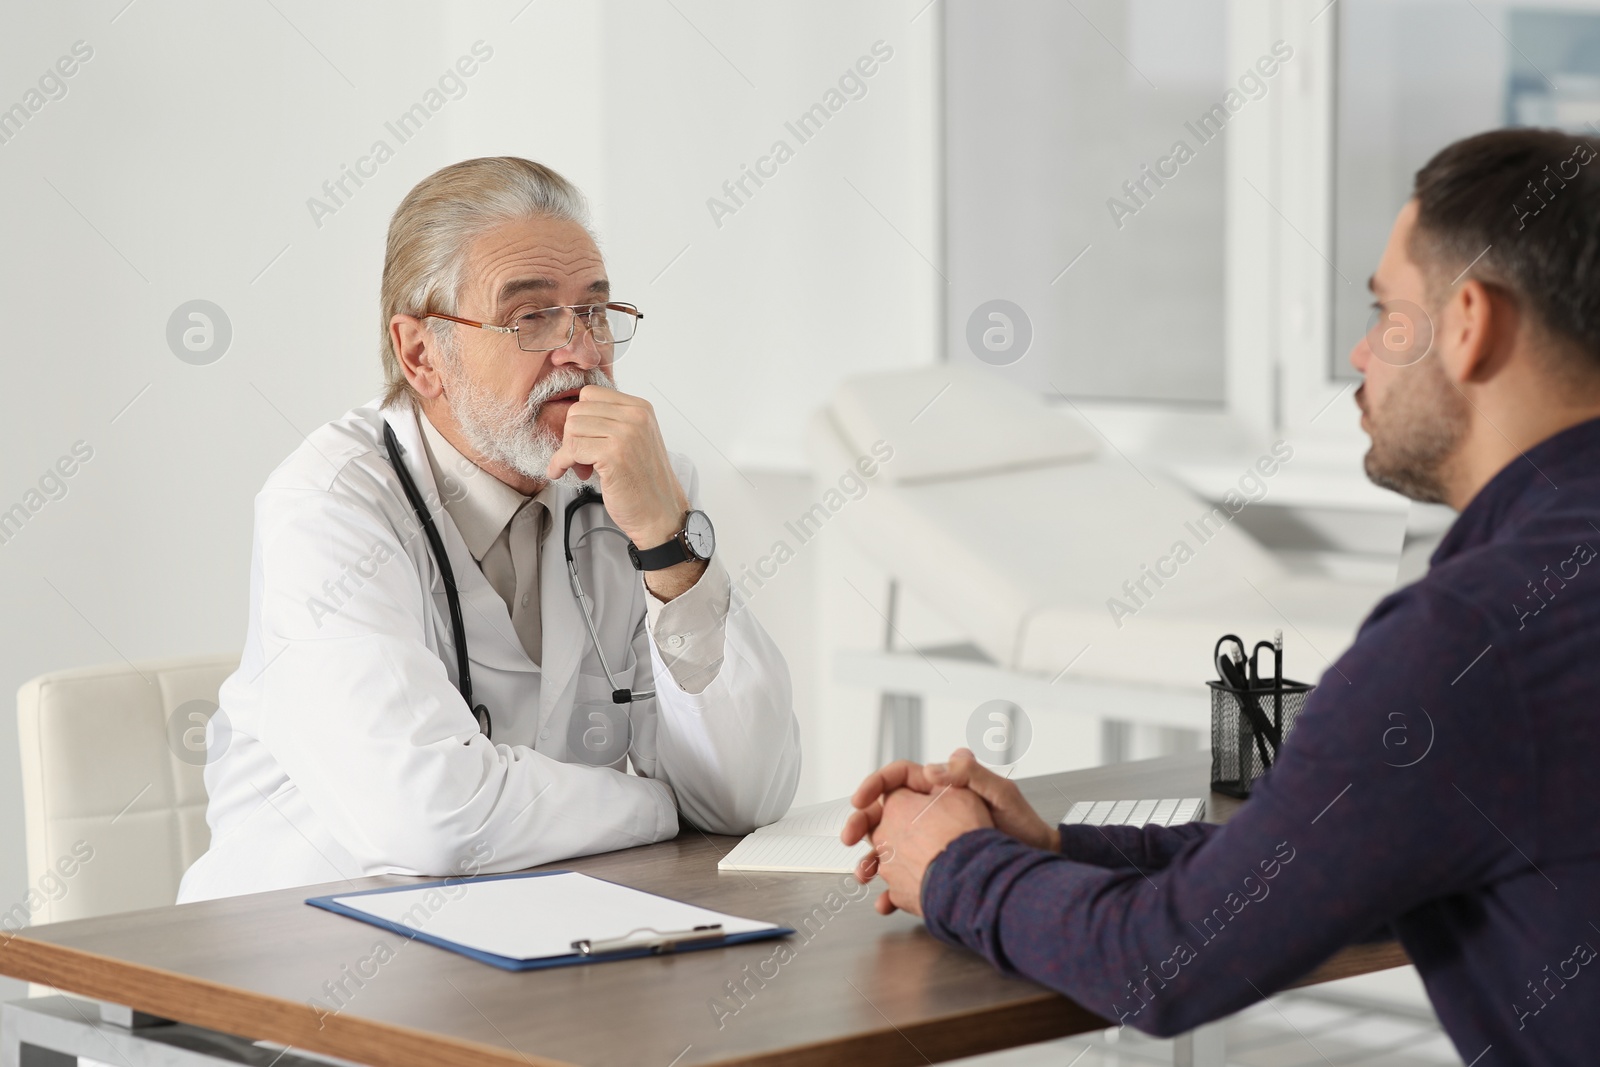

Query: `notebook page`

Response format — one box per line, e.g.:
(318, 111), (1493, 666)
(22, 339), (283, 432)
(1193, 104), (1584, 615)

(754, 797), (857, 837)
(719, 834), (871, 873)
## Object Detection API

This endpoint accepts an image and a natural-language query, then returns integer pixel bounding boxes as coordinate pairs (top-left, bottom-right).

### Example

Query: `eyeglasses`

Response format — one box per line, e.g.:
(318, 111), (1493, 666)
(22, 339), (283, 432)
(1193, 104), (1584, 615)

(423, 302), (643, 354)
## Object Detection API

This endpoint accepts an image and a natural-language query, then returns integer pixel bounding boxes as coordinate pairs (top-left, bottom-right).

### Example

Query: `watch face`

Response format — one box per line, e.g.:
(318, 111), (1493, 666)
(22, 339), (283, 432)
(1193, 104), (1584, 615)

(684, 510), (715, 559)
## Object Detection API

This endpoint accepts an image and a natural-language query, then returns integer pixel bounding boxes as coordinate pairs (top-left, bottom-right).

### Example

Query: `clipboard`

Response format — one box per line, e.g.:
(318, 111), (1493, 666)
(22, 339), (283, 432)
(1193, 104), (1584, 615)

(306, 870), (792, 972)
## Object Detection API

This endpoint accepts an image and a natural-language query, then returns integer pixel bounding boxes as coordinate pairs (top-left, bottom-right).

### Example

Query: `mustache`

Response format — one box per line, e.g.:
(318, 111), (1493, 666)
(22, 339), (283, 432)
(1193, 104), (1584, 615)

(524, 367), (614, 414)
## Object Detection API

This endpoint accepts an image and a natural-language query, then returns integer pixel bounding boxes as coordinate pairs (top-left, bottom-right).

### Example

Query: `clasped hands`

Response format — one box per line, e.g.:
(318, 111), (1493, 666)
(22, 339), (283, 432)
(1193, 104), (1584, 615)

(840, 747), (1061, 917)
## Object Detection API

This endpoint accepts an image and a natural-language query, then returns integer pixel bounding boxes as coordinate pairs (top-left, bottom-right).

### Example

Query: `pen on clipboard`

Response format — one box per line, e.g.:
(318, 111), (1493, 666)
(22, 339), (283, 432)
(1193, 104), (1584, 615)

(571, 924), (725, 957)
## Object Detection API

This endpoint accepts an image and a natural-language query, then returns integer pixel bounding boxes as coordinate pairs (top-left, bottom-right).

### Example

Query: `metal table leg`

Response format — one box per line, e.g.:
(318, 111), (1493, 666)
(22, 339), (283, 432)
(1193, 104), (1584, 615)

(2, 997), (363, 1067)
(1173, 1019), (1227, 1066)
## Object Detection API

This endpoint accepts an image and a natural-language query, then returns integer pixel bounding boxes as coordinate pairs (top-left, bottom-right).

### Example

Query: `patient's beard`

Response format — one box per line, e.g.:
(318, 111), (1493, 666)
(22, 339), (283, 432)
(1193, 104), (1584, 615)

(1362, 355), (1467, 505)
(439, 343), (614, 489)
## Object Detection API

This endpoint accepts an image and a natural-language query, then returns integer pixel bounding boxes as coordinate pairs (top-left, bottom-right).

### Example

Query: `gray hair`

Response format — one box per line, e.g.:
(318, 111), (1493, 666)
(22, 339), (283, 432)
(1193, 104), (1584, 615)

(378, 157), (594, 407)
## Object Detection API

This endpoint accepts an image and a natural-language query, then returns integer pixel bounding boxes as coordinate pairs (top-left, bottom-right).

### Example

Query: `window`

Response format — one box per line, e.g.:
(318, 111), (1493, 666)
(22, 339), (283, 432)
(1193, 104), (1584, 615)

(1330, 0), (1600, 382)
(944, 0), (1230, 404)
(946, 0), (1600, 453)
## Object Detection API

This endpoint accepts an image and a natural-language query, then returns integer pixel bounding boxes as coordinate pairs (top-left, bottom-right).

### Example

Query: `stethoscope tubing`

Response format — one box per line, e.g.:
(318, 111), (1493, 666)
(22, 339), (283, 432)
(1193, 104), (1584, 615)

(384, 422), (492, 736)
(383, 420), (651, 741)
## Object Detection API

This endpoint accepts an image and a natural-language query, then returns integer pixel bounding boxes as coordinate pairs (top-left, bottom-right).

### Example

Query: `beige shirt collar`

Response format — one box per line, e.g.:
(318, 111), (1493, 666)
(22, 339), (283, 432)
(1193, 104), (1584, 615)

(417, 413), (536, 562)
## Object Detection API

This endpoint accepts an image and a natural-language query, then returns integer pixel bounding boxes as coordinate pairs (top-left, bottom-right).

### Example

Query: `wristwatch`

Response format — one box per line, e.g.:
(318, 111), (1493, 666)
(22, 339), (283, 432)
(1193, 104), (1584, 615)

(628, 510), (716, 571)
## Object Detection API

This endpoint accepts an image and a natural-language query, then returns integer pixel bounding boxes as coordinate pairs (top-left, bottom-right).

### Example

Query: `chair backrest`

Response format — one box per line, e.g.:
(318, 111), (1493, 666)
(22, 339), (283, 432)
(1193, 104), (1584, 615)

(15, 654), (238, 924)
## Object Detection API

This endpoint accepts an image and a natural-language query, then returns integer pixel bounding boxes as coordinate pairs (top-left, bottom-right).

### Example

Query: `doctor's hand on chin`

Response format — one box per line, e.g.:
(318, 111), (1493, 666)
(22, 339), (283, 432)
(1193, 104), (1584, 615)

(545, 384), (705, 602)
(842, 748), (1059, 916)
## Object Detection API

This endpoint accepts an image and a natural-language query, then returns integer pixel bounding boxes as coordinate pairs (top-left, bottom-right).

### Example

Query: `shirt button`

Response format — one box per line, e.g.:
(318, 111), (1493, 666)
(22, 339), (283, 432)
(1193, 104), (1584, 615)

(521, 594), (530, 607)
(666, 634), (686, 650)
(539, 728), (550, 740)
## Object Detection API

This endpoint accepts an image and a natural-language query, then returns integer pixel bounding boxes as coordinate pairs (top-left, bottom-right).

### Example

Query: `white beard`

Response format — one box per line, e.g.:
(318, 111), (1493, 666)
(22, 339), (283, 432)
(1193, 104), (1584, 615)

(440, 350), (614, 490)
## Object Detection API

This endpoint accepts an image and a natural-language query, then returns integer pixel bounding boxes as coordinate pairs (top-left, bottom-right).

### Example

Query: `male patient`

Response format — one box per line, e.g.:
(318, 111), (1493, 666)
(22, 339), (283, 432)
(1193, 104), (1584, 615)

(179, 158), (799, 901)
(844, 128), (1600, 1064)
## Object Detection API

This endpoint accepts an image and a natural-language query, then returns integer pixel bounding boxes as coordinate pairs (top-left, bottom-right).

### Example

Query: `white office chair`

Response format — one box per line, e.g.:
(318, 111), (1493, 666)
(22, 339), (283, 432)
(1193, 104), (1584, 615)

(15, 654), (237, 925)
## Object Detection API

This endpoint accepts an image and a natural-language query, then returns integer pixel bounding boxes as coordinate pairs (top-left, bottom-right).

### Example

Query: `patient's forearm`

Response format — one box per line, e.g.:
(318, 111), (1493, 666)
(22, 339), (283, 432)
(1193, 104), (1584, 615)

(1056, 821), (1215, 869)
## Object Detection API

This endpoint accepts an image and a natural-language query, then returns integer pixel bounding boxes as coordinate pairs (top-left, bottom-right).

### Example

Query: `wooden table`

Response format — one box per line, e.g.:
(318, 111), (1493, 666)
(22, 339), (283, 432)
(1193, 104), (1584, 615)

(0, 753), (1408, 1067)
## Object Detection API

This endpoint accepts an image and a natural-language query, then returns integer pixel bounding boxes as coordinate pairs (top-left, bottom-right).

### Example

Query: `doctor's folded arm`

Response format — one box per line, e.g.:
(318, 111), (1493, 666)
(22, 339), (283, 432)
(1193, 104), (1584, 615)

(177, 158), (800, 903)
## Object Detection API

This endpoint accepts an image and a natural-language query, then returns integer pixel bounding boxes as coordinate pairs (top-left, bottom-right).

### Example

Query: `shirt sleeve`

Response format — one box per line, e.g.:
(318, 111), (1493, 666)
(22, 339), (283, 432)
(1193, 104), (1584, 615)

(626, 454), (800, 836)
(920, 584), (1527, 1038)
(1057, 821), (1216, 868)
(642, 541), (731, 696)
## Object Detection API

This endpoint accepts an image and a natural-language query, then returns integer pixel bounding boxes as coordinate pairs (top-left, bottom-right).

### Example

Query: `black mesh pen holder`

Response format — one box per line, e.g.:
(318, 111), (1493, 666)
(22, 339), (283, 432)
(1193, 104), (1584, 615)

(1209, 679), (1313, 798)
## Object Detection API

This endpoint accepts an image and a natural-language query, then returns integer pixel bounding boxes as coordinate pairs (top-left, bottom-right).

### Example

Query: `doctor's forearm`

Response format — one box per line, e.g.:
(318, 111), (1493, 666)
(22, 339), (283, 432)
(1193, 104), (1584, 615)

(647, 557), (731, 694)
(468, 761), (678, 871)
(643, 557), (708, 601)
(652, 655), (801, 833)
(635, 543), (799, 831)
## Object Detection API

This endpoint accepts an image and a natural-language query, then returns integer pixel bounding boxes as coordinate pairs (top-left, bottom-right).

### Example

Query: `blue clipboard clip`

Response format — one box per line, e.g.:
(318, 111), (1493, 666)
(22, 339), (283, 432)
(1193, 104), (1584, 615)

(572, 923), (725, 957)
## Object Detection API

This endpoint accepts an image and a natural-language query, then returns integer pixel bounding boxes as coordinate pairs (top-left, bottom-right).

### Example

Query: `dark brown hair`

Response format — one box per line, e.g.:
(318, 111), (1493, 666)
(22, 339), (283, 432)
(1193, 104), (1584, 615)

(1410, 128), (1600, 367)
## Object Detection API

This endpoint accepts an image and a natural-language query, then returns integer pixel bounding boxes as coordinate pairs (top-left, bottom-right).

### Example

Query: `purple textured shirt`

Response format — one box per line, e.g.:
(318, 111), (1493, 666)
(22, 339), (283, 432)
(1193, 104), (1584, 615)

(922, 417), (1600, 1066)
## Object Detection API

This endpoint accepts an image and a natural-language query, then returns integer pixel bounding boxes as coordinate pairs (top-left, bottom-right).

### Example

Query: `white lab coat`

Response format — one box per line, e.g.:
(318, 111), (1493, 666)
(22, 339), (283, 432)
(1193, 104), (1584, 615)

(177, 395), (801, 902)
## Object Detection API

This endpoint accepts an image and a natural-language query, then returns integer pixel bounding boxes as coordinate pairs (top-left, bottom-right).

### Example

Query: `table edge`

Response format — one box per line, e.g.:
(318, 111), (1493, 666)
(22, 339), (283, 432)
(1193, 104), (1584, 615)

(0, 935), (575, 1067)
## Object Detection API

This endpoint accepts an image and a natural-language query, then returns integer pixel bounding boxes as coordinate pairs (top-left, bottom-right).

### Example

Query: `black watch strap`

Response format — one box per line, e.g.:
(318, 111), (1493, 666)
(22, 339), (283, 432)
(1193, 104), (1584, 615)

(628, 533), (693, 571)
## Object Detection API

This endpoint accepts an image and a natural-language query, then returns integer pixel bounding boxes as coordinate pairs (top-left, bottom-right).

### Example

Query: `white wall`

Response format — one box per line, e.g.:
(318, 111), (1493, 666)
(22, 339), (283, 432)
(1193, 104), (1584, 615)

(596, 0), (943, 467)
(594, 0), (944, 804)
(0, 0), (939, 998)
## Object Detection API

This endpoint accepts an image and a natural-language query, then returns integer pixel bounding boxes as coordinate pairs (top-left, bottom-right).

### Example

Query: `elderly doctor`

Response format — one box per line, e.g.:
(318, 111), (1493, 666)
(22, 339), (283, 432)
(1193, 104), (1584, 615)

(178, 157), (801, 902)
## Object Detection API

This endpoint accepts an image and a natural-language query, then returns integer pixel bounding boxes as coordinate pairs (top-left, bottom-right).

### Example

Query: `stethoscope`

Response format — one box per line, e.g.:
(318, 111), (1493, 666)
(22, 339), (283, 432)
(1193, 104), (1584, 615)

(383, 421), (654, 740)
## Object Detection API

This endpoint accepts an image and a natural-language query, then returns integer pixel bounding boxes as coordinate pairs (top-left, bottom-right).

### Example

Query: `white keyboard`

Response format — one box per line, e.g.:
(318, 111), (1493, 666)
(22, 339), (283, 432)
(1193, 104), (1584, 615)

(1060, 797), (1206, 827)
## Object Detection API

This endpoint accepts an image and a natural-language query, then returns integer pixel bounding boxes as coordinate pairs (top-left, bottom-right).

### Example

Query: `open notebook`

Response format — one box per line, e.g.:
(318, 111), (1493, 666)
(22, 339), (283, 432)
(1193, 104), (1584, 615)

(718, 798), (872, 874)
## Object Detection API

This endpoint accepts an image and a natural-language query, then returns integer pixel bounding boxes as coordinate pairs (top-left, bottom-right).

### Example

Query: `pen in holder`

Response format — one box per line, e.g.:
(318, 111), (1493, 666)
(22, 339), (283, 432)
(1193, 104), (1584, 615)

(1209, 631), (1314, 798)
